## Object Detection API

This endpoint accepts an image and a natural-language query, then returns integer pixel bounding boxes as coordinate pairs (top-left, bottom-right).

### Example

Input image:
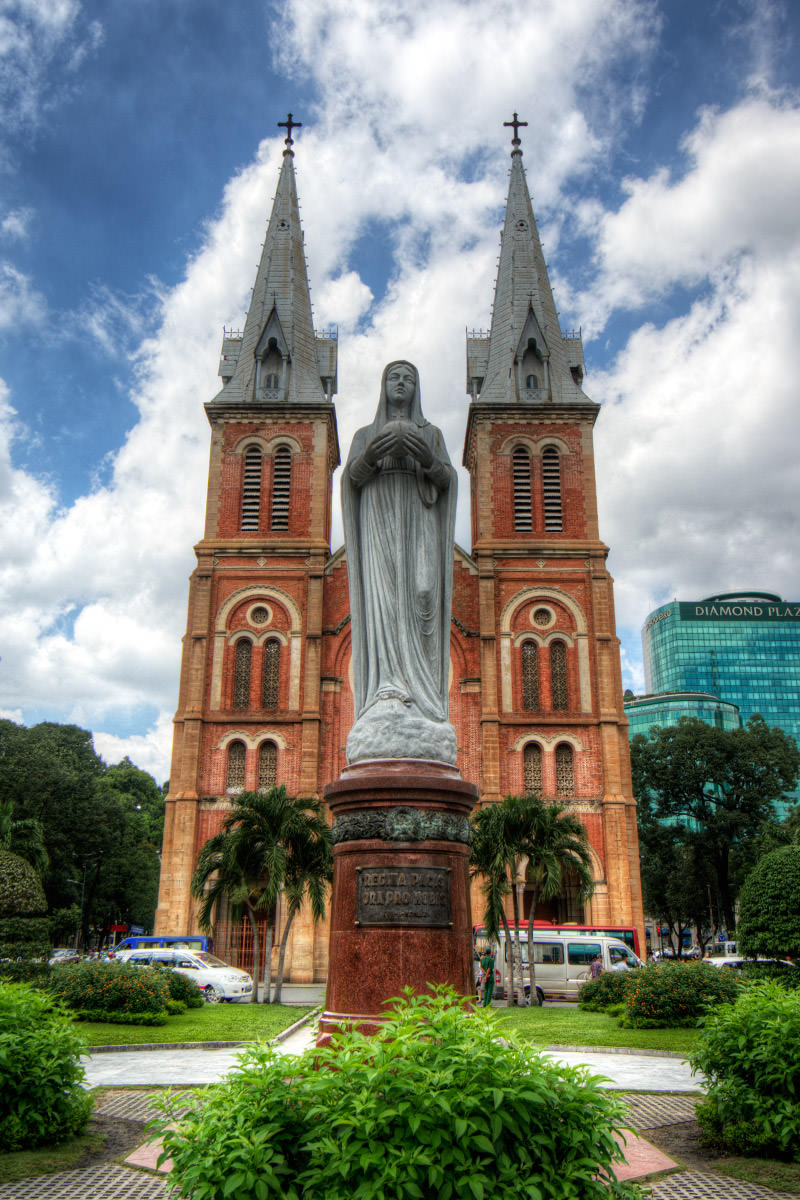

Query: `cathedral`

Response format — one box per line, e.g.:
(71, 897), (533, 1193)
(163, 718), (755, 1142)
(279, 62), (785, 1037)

(154, 120), (645, 979)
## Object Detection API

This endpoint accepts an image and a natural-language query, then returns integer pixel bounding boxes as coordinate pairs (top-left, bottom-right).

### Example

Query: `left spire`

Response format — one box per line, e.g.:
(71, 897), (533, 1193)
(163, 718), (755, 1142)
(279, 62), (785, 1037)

(212, 116), (337, 407)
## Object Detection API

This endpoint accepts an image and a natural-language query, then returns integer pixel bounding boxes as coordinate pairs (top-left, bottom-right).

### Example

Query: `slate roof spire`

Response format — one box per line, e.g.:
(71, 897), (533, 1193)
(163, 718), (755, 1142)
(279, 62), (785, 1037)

(213, 117), (337, 406)
(466, 117), (586, 405)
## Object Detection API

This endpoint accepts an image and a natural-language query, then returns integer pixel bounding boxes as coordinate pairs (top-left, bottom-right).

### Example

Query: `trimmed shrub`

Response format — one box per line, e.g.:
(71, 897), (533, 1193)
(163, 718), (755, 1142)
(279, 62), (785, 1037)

(578, 970), (633, 1011)
(50, 959), (170, 1015)
(0, 982), (92, 1151)
(0, 851), (51, 982)
(738, 845), (800, 959)
(623, 961), (740, 1027)
(740, 961), (800, 990)
(152, 986), (644, 1200)
(74, 1009), (169, 1026)
(691, 981), (800, 1159)
(151, 964), (205, 1008)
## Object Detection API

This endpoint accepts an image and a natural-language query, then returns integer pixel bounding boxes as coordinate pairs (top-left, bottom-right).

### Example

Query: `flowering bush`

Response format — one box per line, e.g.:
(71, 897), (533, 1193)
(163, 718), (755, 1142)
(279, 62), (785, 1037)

(578, 970), (633, 1010)
(151, 964), (205, 1008)
(0, 983), (92, 1151)
(153, 986), (645, 1199)
(692, 981), (800, 1159)
(623, 961), (739, 1028)
(50, 959), (169, 1016)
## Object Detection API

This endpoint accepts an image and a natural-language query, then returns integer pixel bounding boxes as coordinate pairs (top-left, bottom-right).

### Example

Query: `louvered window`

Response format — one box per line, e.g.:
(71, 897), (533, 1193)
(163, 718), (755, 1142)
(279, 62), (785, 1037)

(555, 743), (574, 796)
(258, 741), (277, 790)
(521, 642), (539, 710)
(550, 641), (568, 711)
(542, 446), (562, 531)
(512, 447), (532, 531)
(226, 741), (246, 791)
(524, 743), (543, 794)
(241, 447), (262, 531)
(271, 446), (291, 530)
(233, 639), (252, 710)
(261, 639), (280, 708)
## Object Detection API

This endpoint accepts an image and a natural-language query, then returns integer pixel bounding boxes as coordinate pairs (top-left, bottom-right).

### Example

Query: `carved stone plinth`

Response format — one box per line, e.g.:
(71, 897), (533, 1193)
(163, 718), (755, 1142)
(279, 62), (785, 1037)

(319, 759), (478, 1043)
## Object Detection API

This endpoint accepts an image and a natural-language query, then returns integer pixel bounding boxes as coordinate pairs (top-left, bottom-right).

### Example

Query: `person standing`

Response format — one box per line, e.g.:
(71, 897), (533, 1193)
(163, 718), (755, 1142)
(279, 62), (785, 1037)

(480, 945), (496, 1007)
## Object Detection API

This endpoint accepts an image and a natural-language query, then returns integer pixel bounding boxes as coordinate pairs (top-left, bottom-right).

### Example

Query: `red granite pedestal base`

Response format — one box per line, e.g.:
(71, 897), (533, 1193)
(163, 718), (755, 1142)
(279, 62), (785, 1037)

(319, 760), (479, 1043)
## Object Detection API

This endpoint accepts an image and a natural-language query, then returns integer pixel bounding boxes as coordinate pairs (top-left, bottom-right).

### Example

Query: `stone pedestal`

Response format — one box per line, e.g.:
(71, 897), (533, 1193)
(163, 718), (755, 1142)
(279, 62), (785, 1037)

(319, 759), (478, 1042)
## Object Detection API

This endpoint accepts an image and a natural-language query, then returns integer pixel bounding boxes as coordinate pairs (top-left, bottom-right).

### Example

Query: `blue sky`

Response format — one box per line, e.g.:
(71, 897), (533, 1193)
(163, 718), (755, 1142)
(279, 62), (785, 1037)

(1, 0), (799, 781)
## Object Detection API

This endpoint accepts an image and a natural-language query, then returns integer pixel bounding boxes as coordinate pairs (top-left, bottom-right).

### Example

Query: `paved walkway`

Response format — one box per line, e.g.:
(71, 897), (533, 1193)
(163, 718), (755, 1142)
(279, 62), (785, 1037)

(2, 1020), (796, 1199)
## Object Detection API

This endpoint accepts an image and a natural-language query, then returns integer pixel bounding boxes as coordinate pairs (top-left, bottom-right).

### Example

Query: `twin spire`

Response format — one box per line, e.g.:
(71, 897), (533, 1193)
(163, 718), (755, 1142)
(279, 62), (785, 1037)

(214, 114), (586, 410)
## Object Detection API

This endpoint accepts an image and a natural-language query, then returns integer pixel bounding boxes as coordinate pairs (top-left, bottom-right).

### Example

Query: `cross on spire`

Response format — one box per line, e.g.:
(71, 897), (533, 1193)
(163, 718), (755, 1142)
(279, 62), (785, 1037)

(503, 112), (528, 147)
(278, 113), (302, 146)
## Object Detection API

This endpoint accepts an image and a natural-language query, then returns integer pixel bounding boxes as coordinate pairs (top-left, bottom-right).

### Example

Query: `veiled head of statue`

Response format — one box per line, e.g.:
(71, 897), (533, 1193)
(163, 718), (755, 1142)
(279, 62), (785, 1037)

(375, 360), (425, 427)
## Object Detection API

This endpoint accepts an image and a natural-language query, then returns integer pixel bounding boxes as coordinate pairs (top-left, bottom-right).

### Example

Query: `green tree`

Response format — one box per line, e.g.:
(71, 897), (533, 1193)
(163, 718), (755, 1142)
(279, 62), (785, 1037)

(469, 802), (518, 1006)
(738, 844), (800, 958)
(0, 799), (48, 877)
(508, 794), (594, 1002)
(191, 786), (331, 1003)
(631, 715), (800, 932)
(273, 832), (333, 1004)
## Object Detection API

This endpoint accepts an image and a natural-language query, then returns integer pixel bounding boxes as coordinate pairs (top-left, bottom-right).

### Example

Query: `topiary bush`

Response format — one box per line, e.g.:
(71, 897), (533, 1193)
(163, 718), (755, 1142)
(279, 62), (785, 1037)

(0, 982), (92, 1151)
(152, 986), (645, 1200)
(0, 850), (51, 982)
(691, 981), (800, 1159)
(578, 970), (633, 1011)
(151, 964), (205, 1008)
(623, 961), (740, 1027)
(50, 959), (170, 1016)
(740, 961), (800, 990)
(738, 845), (800, 959)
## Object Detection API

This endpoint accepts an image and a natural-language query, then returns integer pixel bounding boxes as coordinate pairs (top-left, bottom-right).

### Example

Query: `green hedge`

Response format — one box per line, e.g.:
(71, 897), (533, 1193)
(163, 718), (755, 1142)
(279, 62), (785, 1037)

(578, 971), (633, 1011)
(738, 845), (800, 959)
(151, 964), (205, 1008)
(0, 850), (46, 917)
(623, 961), (740, 1027)
(0, 983), (92, 1152)
(73, 1008), (169, 1026)
(153, 986), (644, 1200)
(50, 959), (170, 1014)
(692, 981), (800, 1159)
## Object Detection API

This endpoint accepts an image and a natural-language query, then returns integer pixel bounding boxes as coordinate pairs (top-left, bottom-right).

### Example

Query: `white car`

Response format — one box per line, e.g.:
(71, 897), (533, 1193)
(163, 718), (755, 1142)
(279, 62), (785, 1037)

(126, 947), (254, 1002)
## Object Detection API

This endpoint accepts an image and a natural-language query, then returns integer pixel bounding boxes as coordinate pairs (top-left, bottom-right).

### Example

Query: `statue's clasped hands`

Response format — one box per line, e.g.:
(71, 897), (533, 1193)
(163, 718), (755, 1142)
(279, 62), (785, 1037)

(365, 421), (434, 469)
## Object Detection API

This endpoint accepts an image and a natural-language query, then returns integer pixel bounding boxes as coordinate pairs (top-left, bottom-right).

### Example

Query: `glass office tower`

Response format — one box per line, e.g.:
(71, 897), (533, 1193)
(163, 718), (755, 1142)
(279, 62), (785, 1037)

(625, 692), (741, 740)
(641, 591), (800, 807)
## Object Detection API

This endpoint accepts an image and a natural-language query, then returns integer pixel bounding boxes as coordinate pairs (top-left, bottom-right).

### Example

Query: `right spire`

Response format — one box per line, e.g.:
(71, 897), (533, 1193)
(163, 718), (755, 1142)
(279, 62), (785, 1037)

(466, 117), (587, 405)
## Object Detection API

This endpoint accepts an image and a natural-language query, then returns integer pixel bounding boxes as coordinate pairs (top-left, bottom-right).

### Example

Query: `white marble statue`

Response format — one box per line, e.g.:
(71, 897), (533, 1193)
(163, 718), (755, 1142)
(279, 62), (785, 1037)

(342, 361), (458, 764)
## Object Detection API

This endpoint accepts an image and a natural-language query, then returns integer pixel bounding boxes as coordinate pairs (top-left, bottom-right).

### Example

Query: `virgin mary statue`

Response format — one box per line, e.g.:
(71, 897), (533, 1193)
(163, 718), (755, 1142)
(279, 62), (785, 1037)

(342, 361), (458, 764)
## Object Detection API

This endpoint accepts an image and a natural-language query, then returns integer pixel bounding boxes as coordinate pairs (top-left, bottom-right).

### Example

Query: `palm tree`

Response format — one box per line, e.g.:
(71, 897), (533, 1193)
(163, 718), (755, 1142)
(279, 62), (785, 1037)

(272, 832), (333, 1004)
(191, 786), (331, 1003)
(470, 802), (519, 1006)
(508, 793), (595, 1003)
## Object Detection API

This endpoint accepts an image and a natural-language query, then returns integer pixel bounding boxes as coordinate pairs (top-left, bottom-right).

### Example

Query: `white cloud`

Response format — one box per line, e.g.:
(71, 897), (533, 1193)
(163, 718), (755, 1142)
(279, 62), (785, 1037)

(1, 207), (33, 239)
(92, 711), (173, 785)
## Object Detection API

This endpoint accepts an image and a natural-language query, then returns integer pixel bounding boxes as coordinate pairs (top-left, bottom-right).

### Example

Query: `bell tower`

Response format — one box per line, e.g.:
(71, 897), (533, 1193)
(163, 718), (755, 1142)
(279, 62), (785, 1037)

(155, 121), (340, 950)
(463, 118), (644, 938)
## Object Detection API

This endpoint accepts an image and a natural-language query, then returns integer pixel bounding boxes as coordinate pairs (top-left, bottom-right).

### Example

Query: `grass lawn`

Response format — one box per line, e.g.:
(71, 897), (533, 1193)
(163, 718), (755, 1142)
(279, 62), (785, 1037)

(79, 1002), (314, 1046)
(713, 1157), (800, 1195)
(0, 1131), (105, 1183)
(494, 1005), (698, 1055)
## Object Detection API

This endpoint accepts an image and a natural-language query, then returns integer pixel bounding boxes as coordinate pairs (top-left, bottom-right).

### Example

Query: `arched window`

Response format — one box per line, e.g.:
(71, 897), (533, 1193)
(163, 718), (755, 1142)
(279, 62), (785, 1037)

(271, 446), (291, 530)
(555, 744), (574, 796)
(525, 373), (539, 390)
(241, 446), (262, 531)
(550, 641), (568, 711)
(233, 639), (252, 710)
(524, 743), (543, 794)
(261, 639), (281, 708)
(512, 446), (532, 531)
(257, 741), (277, 790)
(521, 642), (539, 710)
(226, 740), (246, 791)
(542, 446), (562, 531)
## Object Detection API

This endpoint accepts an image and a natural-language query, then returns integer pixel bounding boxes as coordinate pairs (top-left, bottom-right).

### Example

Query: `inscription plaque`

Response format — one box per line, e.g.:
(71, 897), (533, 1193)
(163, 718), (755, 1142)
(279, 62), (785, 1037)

(356, 865), (451, 927)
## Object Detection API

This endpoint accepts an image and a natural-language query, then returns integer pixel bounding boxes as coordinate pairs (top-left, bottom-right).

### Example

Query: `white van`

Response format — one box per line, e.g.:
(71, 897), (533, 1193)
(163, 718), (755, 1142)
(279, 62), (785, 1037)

(126, 947), (253, 1003)
(479, 930), (643, 1004)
